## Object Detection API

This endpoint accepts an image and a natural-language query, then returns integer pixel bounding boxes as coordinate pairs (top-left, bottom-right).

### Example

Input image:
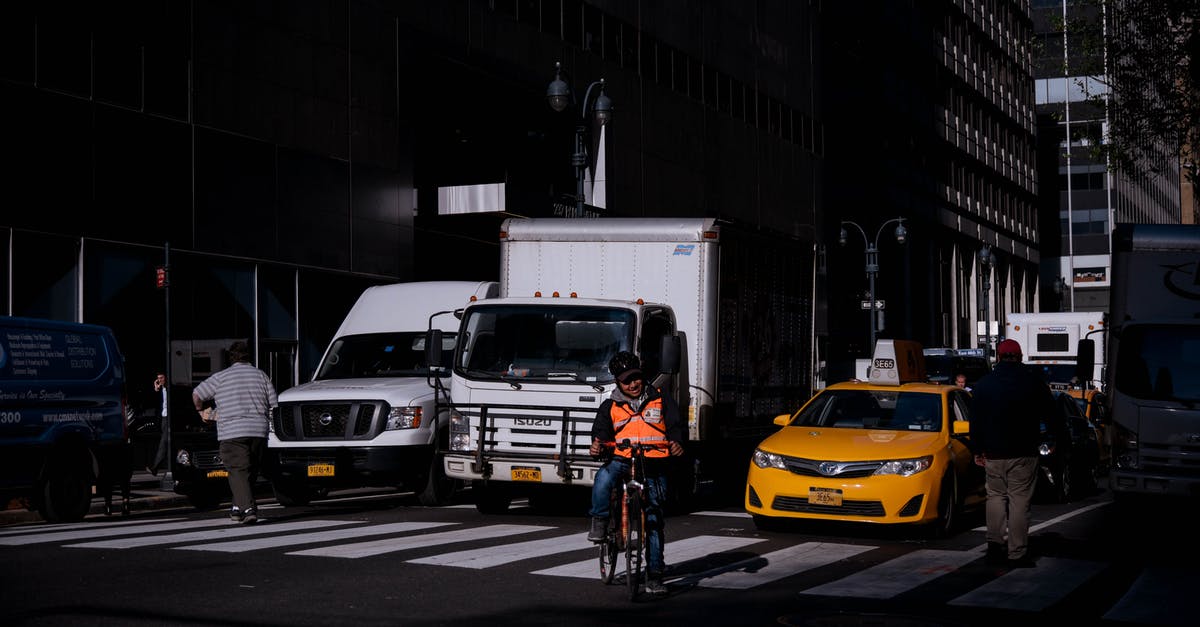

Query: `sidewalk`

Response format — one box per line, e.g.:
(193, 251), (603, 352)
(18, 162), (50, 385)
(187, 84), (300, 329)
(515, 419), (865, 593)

(1, 469), (193, 527)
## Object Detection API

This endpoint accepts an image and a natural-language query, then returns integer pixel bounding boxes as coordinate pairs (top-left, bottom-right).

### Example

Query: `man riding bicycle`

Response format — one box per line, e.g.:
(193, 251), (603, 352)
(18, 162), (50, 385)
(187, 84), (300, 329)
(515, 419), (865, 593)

(588, 351), (685, 596)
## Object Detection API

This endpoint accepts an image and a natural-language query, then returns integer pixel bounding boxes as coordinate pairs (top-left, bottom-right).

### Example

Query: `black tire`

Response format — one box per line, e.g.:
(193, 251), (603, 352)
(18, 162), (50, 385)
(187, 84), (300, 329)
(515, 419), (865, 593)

(416, 451), (456, 506)
(599, 534), (619, 584)
(187, 488), (223, 511)
(1056, 465), (1073, 503)
(272, 481), (313, 507)
(36, 453), (94, 523)
(625, 491), (644, 601)
(929, 473), (958, 539)
(473, 481), (512, 514)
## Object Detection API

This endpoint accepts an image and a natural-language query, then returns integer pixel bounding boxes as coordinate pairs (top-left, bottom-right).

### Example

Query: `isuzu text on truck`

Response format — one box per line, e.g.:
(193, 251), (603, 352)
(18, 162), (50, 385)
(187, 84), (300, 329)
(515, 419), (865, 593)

(1106, 224), (1200, 501)
(268, 281), (497, 506)
(431, 218), (816, 512)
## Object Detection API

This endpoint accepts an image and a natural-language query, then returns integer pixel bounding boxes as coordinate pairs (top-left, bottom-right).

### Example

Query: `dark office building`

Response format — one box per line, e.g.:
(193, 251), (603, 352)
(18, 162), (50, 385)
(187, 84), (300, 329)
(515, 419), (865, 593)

(0, 2), (823, 391)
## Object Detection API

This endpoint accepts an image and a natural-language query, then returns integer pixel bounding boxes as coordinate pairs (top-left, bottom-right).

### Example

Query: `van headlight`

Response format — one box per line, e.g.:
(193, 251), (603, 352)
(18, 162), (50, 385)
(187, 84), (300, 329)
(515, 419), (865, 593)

(873, 456), (933, 477)
(385, 407), (422, 430)
(753, 449), (788, 470)
(175, 449), (192, 467)
(450, 410), (472, 451)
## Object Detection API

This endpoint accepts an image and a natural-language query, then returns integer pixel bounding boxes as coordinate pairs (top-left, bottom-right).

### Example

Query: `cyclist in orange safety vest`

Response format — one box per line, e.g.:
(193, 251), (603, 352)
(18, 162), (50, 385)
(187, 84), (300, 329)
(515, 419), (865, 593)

(587, 351), (684, 596)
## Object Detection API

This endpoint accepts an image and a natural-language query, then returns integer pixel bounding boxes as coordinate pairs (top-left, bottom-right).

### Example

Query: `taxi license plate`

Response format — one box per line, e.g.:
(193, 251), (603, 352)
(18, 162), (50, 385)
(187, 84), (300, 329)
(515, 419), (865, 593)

(206, 469), (229, 479)
(809, 487), (842, 506)
(511, 467), (541, 482)
(307, 464), (335, 477)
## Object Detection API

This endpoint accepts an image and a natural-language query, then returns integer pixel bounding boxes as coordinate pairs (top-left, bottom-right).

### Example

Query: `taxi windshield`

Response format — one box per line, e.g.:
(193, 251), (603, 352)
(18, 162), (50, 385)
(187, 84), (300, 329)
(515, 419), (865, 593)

(791, 389), (942, 432)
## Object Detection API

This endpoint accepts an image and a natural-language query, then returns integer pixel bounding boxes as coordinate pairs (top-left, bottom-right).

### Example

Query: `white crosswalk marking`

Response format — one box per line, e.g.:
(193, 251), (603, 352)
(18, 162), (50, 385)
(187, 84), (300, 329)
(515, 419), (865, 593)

(531, 535), (766, 579)
(0, 518), (231, 546)
(64, 520), (356, 549)
(689, 542), (875, 590)
(177, 521), (458, 553)
(0, 518), (183, 536)
(1104, 566), (1200, 626)
(949, 557), (1104, 611)
(801, 549), (979, 598)
(408, 532), (594, 569)
(287, 524), (553, 559)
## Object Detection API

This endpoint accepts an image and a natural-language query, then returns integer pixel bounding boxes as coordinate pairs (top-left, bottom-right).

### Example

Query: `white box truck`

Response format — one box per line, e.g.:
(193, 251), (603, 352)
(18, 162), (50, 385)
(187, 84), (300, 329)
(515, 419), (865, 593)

(267, 281), (497, 506)
(1106, 224), (1200, 501)
(433, 217), (816, 512)
(1004, 311), (1106, 389)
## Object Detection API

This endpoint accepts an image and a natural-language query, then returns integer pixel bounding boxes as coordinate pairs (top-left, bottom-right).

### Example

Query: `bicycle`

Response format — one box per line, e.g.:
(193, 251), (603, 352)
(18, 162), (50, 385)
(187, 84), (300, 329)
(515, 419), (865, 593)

(596, 439), (668, 600)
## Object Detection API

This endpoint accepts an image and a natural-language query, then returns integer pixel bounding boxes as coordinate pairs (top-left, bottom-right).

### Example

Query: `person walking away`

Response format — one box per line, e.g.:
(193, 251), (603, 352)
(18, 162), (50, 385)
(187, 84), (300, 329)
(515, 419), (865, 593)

(587, 351), (685, 596)
(149, 372), (169, 475)
(969, 339), (1055, 567)
(191, 341), (278, 524)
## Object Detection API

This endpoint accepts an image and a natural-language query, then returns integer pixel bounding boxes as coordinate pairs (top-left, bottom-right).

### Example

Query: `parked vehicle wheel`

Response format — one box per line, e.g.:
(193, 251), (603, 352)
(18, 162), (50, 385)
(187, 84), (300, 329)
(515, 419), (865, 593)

(416, 452), (456, 506)
(1056, 464), (1074, 503)
(272, 481), (314, 507)
(36, 450), (94, 523)
(929, 473), (958, 539)
(473, 481), (511, 514)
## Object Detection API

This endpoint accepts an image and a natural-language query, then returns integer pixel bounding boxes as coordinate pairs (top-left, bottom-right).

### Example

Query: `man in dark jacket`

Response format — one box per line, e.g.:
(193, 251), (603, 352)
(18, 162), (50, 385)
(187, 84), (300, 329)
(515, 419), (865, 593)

(970, 339), (1055, 567)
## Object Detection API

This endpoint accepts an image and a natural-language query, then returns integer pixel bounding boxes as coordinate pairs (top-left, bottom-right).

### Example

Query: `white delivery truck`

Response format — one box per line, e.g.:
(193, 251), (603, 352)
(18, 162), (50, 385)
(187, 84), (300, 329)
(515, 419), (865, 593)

(1106, 224), (1200, 501)
(1005, 311), (1106, 389)
(267, 281), (497, 506)
(432, 217), (816, 512)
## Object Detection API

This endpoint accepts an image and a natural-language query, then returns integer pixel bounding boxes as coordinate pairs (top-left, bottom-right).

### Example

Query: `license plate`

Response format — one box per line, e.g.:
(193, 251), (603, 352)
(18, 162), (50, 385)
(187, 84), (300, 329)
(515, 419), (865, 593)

(511, 467), (541, 482)
(809, 487), (842, 506)
(206, 470), (229, 479)
(307, 463), (335, 477)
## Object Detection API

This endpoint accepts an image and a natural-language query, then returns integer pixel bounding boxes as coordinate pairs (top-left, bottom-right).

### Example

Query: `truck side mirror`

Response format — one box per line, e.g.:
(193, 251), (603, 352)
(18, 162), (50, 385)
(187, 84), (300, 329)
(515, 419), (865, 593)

(659, 335), (680, 375)
(425, 329), (444, 368)
(1075, 339), (1095, 387)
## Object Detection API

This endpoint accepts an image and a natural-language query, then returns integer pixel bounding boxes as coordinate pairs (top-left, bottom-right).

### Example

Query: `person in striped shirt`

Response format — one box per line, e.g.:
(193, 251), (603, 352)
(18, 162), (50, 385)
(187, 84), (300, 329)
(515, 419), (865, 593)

(192, 340), (278, 524)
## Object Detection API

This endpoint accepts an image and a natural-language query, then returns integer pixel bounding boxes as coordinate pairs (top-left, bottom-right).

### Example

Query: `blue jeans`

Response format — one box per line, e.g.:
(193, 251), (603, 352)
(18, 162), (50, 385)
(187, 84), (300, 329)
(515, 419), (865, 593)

(590, 458), (668, 574)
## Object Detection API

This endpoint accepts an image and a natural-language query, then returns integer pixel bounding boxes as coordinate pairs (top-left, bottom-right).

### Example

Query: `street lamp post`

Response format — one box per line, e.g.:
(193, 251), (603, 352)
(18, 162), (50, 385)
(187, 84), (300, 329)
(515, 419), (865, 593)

(546, 62), (612, 215)
(840, 217), (907, 353)
(978, 246), (996, 360)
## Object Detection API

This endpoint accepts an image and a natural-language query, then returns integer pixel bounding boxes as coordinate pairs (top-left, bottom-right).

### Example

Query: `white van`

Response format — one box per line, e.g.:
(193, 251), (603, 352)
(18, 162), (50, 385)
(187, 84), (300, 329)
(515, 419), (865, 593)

(267, 281), (497, 506)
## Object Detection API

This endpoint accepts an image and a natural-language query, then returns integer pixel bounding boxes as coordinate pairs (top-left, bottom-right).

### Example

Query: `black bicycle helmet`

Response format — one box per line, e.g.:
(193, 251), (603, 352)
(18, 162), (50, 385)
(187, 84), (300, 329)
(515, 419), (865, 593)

(608, 351), (643, 383)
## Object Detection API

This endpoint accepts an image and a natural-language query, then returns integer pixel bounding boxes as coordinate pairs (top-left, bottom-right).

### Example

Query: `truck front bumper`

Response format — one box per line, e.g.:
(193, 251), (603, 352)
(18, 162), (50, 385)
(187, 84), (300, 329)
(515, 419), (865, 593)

(443, 453), (602, 487)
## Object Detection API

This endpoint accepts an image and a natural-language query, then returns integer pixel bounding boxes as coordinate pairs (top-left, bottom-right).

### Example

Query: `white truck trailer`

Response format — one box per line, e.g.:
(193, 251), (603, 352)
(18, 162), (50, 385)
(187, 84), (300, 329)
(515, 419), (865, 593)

(433, 217), (816, 512)
(267, 281), (497, 506)
(1004, 311), (1106, 389)
(1106, 224), (1200, 501)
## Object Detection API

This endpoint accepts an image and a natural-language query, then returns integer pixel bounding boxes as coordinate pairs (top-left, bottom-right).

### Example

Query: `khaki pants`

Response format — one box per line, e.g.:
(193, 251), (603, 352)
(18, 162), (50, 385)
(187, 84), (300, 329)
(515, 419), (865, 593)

(219, 437), (265, 512)
(985, 456), (1037, 560)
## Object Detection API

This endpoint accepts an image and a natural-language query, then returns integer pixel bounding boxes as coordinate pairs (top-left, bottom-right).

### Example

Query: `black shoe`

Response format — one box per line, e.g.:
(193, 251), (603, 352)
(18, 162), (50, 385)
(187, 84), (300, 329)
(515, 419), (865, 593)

(587, 517), (607, 542)
(985, 542), (1007, 566)
(147, 466), (158, 477)
(1008, 556), (1036, 568)
(230, 508), (244, 523)
(240, 508), (258, 525)
(121, 498), (131, 517)
(104, 503), (113, 517)
(645, 576), (668, 596)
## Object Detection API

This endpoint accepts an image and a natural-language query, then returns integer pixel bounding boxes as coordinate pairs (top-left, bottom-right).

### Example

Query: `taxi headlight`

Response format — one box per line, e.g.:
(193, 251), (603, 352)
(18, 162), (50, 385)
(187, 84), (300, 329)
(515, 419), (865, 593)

(873, 455), (933, 477)
(753, 448), (788, 470)
(386, 406), (422, 430)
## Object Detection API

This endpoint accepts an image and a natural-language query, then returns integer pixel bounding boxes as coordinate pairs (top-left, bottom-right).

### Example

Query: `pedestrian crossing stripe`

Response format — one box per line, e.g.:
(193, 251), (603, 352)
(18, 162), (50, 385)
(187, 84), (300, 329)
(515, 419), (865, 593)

(408, 532), (594, 569)
(0, 517), (184, 537)
(948, 557), (1105, 611)
(64, 519), (356, 549)
(531, 535), (765, 579)
(287, 524), (554, 559)
(178, 521), (457, 553)
(0, 518), (231, 546)
(801, 549), (979, 598)
(690, 542), (875, 590)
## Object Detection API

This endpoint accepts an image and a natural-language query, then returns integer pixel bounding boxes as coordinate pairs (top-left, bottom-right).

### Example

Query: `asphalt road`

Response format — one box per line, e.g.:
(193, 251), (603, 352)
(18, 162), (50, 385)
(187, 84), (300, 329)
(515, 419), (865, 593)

(2, 477), (1197, 627)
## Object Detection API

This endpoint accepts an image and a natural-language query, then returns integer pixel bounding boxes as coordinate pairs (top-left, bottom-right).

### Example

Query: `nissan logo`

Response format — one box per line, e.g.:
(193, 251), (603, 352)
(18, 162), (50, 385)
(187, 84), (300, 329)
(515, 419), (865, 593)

(818, 461), (841, 476)
(319, 413), (333, 426)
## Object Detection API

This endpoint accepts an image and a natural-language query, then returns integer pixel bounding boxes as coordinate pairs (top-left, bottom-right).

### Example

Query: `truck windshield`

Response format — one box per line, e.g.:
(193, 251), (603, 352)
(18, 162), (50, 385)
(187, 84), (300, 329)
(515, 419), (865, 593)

(456, 305), (635, 383)
(315, 332), (455, 379)
(789, 389), (943, 432)
(1114, 325), (1200, 402)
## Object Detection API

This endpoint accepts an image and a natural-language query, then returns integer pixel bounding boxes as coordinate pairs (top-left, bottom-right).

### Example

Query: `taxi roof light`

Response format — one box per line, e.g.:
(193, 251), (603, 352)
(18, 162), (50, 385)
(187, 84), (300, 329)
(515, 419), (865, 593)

(867, 339), (926, 387)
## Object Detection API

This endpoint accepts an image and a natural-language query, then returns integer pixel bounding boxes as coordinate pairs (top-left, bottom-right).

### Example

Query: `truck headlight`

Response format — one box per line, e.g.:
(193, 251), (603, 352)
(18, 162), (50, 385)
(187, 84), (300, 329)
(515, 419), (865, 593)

(1112, 422), (1139, 469)
(450, 410), (472, 451)
(753, 449), (787, 470)
(385, 407), (422, 430)
(873, 456), (932, 477)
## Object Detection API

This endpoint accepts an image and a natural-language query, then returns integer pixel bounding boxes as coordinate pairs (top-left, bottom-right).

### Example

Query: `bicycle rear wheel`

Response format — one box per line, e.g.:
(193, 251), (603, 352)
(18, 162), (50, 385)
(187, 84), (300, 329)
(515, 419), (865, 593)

(625, 491), (644, 600)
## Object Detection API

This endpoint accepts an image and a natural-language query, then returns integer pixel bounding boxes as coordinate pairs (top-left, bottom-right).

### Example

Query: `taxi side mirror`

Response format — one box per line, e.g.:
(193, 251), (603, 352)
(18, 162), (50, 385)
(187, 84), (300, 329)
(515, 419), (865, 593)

(773, 414), (791, 426)
(952, 420), (970, 436)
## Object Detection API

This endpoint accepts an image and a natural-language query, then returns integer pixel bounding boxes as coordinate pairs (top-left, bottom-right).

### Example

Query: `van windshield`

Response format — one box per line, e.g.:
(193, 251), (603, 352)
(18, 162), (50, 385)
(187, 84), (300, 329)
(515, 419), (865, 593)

(316, 332), (455, 379)
(1114, 325), (1200, 402)
(455, 305), (635, 383)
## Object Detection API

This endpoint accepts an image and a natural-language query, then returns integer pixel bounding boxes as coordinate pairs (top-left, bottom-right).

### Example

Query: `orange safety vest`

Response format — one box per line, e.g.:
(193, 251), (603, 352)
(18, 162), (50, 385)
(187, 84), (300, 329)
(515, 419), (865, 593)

(609, 394), (669, 459)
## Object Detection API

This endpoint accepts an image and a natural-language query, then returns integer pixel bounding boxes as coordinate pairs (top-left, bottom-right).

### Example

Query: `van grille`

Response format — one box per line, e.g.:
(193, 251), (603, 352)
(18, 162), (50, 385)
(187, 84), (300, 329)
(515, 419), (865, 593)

(275, 402), (384, 441)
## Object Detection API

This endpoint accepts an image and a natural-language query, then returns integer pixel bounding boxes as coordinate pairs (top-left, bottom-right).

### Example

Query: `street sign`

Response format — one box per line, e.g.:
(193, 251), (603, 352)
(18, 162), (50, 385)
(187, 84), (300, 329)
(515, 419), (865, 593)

(860, 300), (885, 310)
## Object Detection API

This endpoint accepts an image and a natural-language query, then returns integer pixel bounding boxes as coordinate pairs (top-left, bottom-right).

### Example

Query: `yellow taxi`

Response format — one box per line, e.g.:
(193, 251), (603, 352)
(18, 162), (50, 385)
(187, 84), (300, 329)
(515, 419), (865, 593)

(745, 340), (986, 536)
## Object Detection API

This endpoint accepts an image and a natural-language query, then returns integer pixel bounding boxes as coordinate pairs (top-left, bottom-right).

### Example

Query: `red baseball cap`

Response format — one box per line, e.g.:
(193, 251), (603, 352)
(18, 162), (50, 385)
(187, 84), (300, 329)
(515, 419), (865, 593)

(996, 339), (1022, 357)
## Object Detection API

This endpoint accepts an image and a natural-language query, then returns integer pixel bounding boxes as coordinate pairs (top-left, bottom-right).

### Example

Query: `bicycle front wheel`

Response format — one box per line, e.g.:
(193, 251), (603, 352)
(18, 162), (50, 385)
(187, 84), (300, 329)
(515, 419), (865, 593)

(625, 491), (644, 600)
(599, 534), (619, 584)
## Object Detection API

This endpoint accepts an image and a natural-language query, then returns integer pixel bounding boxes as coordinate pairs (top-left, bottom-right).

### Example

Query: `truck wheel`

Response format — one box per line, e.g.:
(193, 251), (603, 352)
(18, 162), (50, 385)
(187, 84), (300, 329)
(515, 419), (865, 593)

(416, 453), (456, 506)
(473, 481), (511, 514)
(37, 458), (94, 523)
(272, 481), (313, 507)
